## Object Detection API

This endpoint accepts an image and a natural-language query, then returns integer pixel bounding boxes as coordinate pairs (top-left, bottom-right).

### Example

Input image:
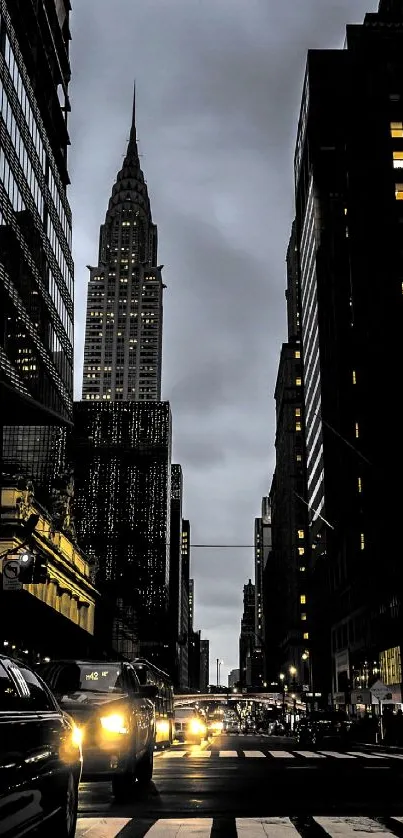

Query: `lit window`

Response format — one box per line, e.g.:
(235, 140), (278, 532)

(393, 151), (403, 169)
(296, 422), (302, 432)
(360, 533), (365, 550)
(295, 408), (301, 417)
(395, 183), (403, 200)
(303, 632), (309, 640)
(298, 530), (305, 540)
(300, 566), (306, 572)
(300, 595), (306, 604)
(391, 122), (403, 138)
(301, 614), (307, 621)
(296, 454), (302, 462)
(295, 350), (301, 359)
(298, 547), (305, 556)
(352, 370), (357, 384)
(355, 422), (359, 439)
(296, 377), (302, 386)
(358, 476), (362, 493)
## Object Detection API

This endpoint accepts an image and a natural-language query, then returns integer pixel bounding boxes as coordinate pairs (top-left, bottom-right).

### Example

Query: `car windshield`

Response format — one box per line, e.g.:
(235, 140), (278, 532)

(40, 663), (126, 694)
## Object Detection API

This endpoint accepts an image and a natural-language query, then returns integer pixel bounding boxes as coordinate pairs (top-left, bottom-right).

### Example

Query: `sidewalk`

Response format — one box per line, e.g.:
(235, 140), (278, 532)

(360, 741), (403, 753)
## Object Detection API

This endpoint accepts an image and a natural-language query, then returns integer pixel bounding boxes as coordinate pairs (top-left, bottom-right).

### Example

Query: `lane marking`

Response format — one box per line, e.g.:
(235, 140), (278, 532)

(314, 816), (394, 838)
(76, 819), (131, 837)
(146, 817), (213, 835)
(377, 753), (403, 759)
(268, 751), (295, 759)
(162, 750), (187, 758)
(219, 750), (238, 757)
(244, 750), (266, 758)
(294, 751), (325, 759)
(346, 752), (387, 759)
(318, 751), (357, 759)
(236, 816), (301, 837)
(189, 750), (211, 757)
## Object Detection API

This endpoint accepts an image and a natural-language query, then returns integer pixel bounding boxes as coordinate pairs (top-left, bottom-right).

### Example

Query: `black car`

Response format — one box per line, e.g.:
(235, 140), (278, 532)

(38, 659), (157, 800)
(295, 710), (352, 747)
(0, 653), (82, 838)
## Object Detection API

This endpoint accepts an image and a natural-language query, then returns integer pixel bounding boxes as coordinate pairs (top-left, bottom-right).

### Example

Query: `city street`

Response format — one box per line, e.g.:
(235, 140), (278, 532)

(76, 734), (403, 836)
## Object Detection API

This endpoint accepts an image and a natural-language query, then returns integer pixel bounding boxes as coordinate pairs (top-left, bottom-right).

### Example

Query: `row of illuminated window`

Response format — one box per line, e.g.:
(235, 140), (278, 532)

(0, 81), (43, 217)
(49, 271), (73, 343)
(3, 25), (70, 233)
(0, 146), (25, 213)
(47, 215), (73, 298)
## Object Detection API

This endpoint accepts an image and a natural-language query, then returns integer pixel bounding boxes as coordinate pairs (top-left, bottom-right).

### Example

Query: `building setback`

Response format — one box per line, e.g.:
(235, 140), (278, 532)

(73, 400), (172, 671)
(292, 0), (403, 702)
(1, 0), (73, 500)
(82, 87), (163, 404)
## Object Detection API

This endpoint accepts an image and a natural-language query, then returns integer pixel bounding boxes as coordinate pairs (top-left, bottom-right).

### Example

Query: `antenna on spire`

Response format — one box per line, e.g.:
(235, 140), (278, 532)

(130, 80), (137, 142)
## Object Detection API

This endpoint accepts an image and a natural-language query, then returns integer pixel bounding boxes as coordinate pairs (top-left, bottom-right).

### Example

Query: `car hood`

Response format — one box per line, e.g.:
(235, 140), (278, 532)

(57, 691), (128, 723)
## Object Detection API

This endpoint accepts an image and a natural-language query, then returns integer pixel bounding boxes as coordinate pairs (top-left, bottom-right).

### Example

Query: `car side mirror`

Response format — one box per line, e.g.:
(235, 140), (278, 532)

(139, 684), (158, 699)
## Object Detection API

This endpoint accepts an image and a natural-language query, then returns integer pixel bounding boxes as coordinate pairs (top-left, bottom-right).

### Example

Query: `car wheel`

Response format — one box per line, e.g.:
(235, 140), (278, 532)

(111, 770), (136, 801)
(136, 746), (154, 785)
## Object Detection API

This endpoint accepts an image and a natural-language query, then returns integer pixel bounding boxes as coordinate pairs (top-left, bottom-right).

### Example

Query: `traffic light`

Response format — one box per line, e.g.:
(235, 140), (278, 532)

(18, 552), (48, 584)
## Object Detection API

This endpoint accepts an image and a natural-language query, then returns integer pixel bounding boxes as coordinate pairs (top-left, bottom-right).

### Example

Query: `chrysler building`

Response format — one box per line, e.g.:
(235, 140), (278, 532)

(82, 88), (163, 402)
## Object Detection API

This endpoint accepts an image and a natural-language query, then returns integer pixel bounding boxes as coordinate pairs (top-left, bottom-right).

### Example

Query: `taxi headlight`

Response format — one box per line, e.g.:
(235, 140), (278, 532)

(100, 713), (128, 734)
(72, 725), (84, 747)
(212, 721), (223, 732)
(157, 719), (170, 736)
(189, 718), (206, 735)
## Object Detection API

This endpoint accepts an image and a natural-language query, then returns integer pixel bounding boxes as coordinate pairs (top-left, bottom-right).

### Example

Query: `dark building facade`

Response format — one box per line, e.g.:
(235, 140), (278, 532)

(1, 0), (73, 504)
(169, 464), (183, 686)
(239, 579), (255, 688)
(188, 628), (201, 692)
(82, 87), (163, 404)
(292, 0), (403, 703)
(254, 496), (272, 683)
(179, 519), (191, 688)
(73, 400), (172, 671)
(199, 638), (209, 693)
(264, 222), (311, 690)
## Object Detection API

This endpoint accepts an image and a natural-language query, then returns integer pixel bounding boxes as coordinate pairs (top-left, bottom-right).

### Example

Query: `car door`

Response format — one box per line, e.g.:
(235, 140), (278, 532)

(0, 659), (45, 837)
(125, 666), (151, 754)
(2, 660), (73, 834)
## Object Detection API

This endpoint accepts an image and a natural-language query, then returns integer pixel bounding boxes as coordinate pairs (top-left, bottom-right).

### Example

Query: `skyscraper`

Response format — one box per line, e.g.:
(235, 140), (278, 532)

(82, 87), (163, 404)
(239, 580), (255, 688)
(199, 639), (209, 693)
(254, 497), (272, 684)
(1, 1), (73, 498)
(169, 464), (183, 684)
(292, 0), (403, 700)
(73, 400), (172, 669)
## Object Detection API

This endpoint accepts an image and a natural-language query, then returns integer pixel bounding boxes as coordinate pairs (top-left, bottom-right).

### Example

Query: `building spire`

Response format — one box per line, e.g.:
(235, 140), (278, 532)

(130, 80), (137, 143)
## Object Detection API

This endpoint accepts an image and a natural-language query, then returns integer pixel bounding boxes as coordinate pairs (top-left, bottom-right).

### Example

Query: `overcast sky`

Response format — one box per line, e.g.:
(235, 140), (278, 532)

(69, 0), (375, 685)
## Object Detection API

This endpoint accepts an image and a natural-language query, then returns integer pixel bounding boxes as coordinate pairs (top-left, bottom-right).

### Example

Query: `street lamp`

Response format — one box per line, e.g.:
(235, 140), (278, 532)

(289, 666), (297, 717)
(279, 673), (286, 715)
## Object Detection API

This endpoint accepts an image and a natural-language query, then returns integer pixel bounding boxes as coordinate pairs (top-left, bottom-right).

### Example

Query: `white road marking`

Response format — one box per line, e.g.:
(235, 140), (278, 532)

(76, 819), (131, 837)
(189, 750), (211, 757)
(378, 753), (403, 759)
(294, 751), (325, 759)
(346, 752), (386, 759)
(146, 817), (213, 835)
(318, 751), (357, 759)
(236, 816), (302, 837)
(244, 751), (266, 758)
(268, 751), (295, 758)
(162, 750), (187, 758)
(314, 816), (394, 838)
(219, 750), (238, 757)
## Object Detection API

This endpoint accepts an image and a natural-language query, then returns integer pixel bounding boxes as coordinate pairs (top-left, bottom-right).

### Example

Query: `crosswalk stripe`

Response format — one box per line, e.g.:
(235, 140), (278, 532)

(346, 752), (386, 759)
(314, 816), (393, 838)
(219, 750), (238, 757)
(268, 750), (295, 758)
(146, 817), (213, 835)
(294, 751), (325, 759)
(379, 753), (403, 759)
(190, 750), (211, 757)
(162, 750), (187, 757)
(243, 750), (266, 758)
(236, 817), (302, 838)
(318, 751), (357, 759)
(76, 818), (131, 837)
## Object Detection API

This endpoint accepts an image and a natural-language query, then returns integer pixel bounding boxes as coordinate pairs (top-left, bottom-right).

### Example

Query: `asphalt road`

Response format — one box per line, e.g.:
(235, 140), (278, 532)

(76, 734), (403, 837)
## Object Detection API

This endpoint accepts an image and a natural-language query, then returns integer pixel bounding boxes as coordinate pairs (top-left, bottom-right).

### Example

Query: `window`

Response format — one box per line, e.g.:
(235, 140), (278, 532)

(0, 663), (21, 710)
(352, 370), (357, 384)
(298, 529), (305, 540)
(301, 614), (307, 621)
(395, 184), (403, 200)
(15, 666), (55, 710)
(303, 632), (309, 640)
(296, 422), (302, 432)
(300, 595), (306, 604)
(295, 350), (301, 359)
(360, 533), (365, 551)
(355, 422), (359, 439)
(300, 566), (306, 572)
(391, 122), (403, 138)
(298, 547), (305, 556)
(358, 476), (362, 493)
(393, 152), (403, 169)
(296, 377), (302, 387)
(296, 454), (302, 463)
(295, 408), (301, 417)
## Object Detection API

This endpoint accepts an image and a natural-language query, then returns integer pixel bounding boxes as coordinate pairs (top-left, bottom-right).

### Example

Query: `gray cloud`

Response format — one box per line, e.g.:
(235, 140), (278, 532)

(70, 0), (376, 682)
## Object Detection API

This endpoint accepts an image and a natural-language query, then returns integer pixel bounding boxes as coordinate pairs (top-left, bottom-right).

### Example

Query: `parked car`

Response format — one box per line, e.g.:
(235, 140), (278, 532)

(174, 707), (207, 744)
(0, 653), (82, 837)
(295, 710), (352, 747)
(223, 719), (240, 734)
(38, 659), (156, 800)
